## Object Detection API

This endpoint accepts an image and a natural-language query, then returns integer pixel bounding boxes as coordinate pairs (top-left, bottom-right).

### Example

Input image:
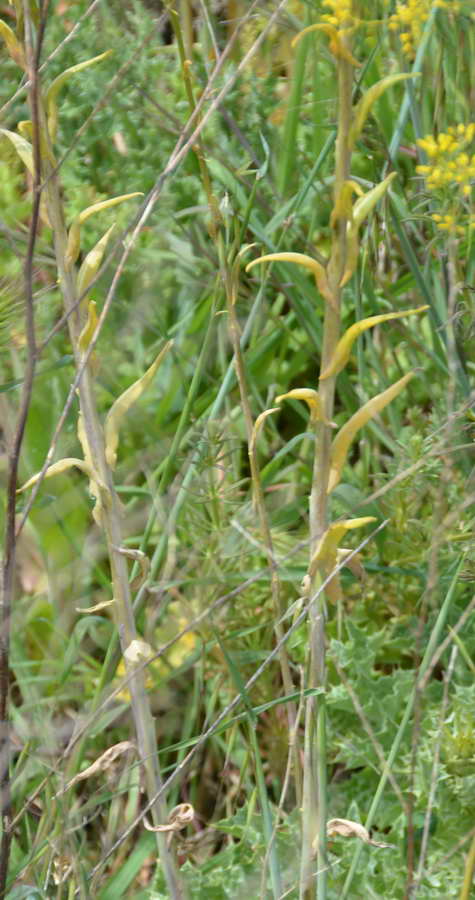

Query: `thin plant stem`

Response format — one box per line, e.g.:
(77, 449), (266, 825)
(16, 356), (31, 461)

(17, 8), (183, 896)
(0, 4), (47, 893)
(221, 235), (302, 807)
(300, 30), (354, 900)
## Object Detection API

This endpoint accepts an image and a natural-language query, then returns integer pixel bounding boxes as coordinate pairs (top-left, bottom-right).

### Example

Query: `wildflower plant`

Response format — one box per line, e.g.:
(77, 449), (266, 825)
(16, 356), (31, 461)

(417, 123), (475, 234)
(244, 1), (427, 895)
(0, 6), (182, 898)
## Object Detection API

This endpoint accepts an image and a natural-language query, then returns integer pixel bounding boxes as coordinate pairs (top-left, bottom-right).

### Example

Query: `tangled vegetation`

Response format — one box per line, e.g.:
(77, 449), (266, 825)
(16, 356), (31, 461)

(0, 1), (474, 898)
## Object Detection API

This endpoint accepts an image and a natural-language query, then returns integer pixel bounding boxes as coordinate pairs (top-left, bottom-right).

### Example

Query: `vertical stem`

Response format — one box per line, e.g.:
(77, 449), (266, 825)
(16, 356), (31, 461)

(0, 5), (45, 894)
(223, 244), (302, 807)
(300, 33), (354, 899)
(16, 11), (183, 894)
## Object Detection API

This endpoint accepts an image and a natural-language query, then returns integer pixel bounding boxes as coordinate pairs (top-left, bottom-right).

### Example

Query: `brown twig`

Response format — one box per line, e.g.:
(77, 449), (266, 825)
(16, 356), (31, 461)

(0, 3), (48, 894)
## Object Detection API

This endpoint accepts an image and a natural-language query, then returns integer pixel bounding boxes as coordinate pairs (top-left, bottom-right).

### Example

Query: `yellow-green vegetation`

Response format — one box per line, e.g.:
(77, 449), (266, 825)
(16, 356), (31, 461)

(0, 2), (474, 899)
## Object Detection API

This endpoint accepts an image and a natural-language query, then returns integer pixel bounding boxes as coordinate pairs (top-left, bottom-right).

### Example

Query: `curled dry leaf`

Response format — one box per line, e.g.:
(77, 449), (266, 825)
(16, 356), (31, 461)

(328, 372), (415, 492)
(144, 803), (195, 833)
(250, 408), (279, 452)
(54, 741), (135, 796)
(17, 458), (93, 494)
(336, 548), (366, 580)
(326, 818), (395, 850)
(76, 597), (115, 614)
(104, 340), (173, 468)
(112, 546), (150, 591)
(320, 306), (428, 380)
(275, 388), (334, 426)
(123, 639), (153, 664)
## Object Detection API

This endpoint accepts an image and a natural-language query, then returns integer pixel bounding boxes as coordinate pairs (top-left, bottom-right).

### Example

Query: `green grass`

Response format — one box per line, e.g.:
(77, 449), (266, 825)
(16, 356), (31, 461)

(1, 1), (475, 898)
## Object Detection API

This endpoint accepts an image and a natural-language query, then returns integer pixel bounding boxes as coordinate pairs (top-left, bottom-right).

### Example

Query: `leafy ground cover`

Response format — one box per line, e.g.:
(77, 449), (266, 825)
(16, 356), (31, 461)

(0, 1), (475, 898)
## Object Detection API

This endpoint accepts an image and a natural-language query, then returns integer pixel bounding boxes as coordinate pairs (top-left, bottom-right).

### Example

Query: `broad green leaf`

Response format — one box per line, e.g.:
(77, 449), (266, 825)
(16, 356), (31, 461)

(275, 388), (334, 426)
(46, 50), (112, 140)
(77, 224), (116, 302)
(320, 306), (428, 380)
(246, 252), (333, 306)
(104, 341), (173, 468)
(0, 20), (25, 69)
(292, 23), (360, 67)
(78, 300), (99, 353)
(66, 193), (142, 268)
(17, 458), (93, 493)
(328, 372), (415, 492)
(349, 74), (419, 148)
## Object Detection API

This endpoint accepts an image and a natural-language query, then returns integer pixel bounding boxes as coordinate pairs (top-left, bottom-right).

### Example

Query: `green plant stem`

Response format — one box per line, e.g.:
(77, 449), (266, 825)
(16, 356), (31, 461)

(222, 238), (302, 807)
(460, 830), (475, 900)
(300, 40), (354, 900)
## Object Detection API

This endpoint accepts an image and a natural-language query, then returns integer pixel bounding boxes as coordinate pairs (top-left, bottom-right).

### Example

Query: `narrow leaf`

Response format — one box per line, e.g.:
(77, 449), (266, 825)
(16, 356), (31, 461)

(0, 128), (33, 175)
(339, 173), (398, 286)
(349, 74), (419, 148)
(17, 458), (93, 493)
(0, 20), (25, 69)
(46, 50), (112, 140)
(78, 300), (99, 353)
(246, 252), (334, 306)
(328, 372), (414, 492)
(311, 517), (377, 571)
(104, 341), (173, 468)
(78, 224), (116, 301)
(320, 306), (428, 380)
(250, 408), (279, 451)
(66, 193), (142, 268)
(276, 388), (334, 426)
(352, 173), (397, 229)
(292, 23), (360, 67)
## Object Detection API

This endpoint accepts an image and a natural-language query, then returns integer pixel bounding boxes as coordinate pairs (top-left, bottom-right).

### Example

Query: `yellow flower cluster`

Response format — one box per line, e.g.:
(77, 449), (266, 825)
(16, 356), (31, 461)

(389, 0), (457, 59)
(416, 124), (475, 233)
(416, 124), (475, 195)
(322, 0), (354, 30)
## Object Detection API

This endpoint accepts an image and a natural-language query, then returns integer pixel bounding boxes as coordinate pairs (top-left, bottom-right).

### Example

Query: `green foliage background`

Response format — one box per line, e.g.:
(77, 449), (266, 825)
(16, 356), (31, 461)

(1, 0), (474, 897)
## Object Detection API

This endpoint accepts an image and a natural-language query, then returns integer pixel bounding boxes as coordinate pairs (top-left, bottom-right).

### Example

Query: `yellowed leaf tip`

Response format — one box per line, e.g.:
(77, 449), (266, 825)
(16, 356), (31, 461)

(276, 388), (334, 426)
(104, 341), (173, 468)
(17, 458), (92, 493)
(320, 306), (429, 380)
(328, 372), (415, 492)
